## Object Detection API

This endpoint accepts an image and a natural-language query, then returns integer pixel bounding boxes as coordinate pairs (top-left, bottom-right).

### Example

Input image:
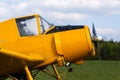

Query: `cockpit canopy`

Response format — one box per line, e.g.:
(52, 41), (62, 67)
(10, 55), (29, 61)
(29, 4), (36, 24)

(16, 14), (53, 37)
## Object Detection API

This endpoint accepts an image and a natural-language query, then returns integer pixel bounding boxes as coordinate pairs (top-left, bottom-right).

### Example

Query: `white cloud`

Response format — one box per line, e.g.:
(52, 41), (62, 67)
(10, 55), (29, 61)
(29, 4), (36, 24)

(0, 0), (120, 20)
(14, 2), (28, 11)
(50, 12), (88, 20)
(29, 0), (120, 16)
(105, 0), (120, 8)
(0, 7), (8, 16)
(109, 11), (120, 15)
(38, 0), (102, 9)
(35, 0), (120, 9)
(97, 28), (118, 34)
(97, 28), (120, 41)
(0, 2), (8, 16)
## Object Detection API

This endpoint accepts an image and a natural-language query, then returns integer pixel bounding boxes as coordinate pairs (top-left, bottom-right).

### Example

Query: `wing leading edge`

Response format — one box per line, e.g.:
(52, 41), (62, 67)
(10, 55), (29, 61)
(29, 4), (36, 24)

(0, 48), (44, 62)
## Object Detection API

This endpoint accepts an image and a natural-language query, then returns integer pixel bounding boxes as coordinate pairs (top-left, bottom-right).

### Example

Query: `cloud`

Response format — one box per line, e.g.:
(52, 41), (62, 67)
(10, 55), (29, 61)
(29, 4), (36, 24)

(13, 2), (28, 11)
(108, 11), (120, 15)
(0, 0), (120, 21)
(38, 0), (107, 9)
(0, 7), (8, 16)
(0, 2), (8, 16)
(50, 12), (88, 20)
(35, 0), (120, 14)
(97, 28), (120, 41)
(28, 0), (120, 16)
(97, 28), (118, 34)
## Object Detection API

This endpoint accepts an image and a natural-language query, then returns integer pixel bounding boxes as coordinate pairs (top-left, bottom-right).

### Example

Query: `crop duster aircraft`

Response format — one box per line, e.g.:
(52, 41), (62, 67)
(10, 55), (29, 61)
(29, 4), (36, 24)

(0, 14), (98, 80)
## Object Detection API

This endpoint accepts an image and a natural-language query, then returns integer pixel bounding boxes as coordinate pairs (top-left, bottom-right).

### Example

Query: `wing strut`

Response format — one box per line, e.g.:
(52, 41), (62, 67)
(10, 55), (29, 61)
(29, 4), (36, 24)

(52, 64), (62, 80)
(24, 65), (33, 80)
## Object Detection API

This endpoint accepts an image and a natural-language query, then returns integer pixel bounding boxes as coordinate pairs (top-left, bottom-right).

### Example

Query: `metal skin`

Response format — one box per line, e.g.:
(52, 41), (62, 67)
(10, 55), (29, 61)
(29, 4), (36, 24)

(0, 14), (95, 80)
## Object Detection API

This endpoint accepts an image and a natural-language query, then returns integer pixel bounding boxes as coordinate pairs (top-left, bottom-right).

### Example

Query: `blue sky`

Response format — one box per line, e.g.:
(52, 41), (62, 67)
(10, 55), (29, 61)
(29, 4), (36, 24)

(0, 0), (120, 41)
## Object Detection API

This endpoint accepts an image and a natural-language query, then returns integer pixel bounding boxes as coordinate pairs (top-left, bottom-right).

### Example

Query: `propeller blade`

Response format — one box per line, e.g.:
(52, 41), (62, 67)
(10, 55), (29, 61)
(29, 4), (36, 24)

(92, 22), (97, 37)
(92, 22), (98, 47)
(92, 22), (101, 60)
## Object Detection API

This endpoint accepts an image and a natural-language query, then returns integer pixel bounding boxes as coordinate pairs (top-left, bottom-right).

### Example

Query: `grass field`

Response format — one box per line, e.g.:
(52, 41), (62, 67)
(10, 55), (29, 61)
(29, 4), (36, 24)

(6, 61), (120, 80)
(34, 61), (120, 80)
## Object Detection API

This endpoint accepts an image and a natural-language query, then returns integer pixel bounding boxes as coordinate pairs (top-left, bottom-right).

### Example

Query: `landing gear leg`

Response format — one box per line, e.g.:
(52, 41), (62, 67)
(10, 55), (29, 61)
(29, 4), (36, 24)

(52, 64), (62, 80)
(24, 65), (33, 80)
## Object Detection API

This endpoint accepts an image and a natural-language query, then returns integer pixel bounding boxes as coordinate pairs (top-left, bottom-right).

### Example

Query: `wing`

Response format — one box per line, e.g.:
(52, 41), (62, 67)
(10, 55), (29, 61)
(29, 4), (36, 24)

(0, 48), (44, 75)
(0, 48), (44, 62)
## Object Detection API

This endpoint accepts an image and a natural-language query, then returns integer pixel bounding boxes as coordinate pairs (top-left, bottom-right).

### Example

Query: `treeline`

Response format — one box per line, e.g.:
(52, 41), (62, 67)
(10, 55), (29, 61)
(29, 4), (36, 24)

(90, 40), (120, 60)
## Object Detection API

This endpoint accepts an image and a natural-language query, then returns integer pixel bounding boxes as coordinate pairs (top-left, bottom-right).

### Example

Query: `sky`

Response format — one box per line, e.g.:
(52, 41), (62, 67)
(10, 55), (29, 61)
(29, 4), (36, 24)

(0, 0), (120, 41)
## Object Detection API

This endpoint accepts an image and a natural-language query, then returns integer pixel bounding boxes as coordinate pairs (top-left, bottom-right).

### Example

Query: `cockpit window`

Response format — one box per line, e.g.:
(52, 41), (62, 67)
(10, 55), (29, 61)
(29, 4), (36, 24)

(39, 16), (53, 34)
(16, 16), (38, 37)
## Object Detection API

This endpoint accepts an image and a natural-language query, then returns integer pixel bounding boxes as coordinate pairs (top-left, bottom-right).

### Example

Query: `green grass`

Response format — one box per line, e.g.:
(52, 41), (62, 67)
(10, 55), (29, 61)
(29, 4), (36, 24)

(34, 61), (120, 80)
(7, 61), (120, 80)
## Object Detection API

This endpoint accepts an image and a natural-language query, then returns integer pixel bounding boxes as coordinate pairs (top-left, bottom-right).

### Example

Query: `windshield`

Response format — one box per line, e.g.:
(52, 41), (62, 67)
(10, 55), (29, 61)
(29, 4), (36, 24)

(16, 16), (38, 37)
(39, 16), (53, 34)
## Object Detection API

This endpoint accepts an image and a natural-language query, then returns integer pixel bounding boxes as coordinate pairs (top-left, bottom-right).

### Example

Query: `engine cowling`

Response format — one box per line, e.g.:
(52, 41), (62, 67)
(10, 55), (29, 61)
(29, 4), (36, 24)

(54, 25), (95, 64)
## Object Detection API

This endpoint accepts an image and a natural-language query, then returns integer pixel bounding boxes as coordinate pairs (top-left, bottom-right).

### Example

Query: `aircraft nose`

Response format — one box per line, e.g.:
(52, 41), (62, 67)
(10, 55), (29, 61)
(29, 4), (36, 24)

(54, 26), (95, 63)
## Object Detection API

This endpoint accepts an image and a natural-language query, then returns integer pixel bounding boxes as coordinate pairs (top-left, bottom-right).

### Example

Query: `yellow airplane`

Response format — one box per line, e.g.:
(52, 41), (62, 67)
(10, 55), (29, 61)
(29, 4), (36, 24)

(0, 14), (96, 80)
